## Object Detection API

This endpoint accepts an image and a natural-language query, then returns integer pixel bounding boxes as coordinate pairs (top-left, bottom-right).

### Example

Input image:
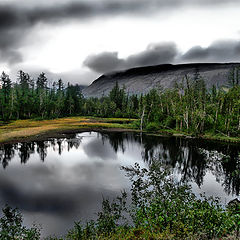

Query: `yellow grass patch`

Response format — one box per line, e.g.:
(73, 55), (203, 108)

(0, 117), (135, 143)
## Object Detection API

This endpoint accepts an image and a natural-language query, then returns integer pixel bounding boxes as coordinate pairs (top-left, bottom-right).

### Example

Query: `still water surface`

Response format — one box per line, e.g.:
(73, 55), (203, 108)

(0, 131), (239, 237)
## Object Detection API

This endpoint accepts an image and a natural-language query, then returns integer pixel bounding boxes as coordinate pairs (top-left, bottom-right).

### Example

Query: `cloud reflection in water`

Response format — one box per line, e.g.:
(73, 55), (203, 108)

(0, 131), (239, 237)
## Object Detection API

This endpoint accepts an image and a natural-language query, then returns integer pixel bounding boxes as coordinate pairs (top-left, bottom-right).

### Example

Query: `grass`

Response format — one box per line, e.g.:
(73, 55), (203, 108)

(201, 132), (240, 143)
(144, 128), (240, 143)
(0, 117), (239, 144)
(0, 117), (136, 144)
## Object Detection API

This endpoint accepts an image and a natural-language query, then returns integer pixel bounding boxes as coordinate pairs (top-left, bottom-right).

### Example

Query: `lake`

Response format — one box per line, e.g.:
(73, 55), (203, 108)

(0, 131), (239, 237)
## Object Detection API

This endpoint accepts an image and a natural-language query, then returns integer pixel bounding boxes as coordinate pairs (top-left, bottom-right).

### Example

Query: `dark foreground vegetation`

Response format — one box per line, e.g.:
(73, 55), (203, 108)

(0, 68), (240, 139)
(1, 160), (240, 240)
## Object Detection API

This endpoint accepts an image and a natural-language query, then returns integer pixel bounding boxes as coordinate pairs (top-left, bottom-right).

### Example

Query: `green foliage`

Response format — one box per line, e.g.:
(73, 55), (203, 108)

(130, 120), (141, 129)
(96, 191), (127, 235)
(0, 70), (240, 138)
(3, 160), (240, 239)
(146, 122), (159, 132)
(121, 161), (237, 239)
(0, 205), (41, 240)
(45, 160), (239, 239)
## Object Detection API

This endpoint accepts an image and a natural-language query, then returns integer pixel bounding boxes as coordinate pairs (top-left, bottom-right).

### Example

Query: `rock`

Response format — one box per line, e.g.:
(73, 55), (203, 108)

(83, 63), (240, 98)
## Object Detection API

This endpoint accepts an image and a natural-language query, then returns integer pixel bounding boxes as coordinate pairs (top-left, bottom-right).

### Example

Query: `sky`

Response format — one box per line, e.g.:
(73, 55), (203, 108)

(1, 0), (240, 85)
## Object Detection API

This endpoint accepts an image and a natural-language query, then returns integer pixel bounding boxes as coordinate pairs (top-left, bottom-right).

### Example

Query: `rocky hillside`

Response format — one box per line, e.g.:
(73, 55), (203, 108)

(82, 63), (240, 98)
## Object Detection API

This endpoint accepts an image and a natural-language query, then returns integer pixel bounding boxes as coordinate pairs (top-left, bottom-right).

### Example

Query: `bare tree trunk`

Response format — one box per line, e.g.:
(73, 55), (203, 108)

(184, 108), (189, 131)
(10, 91), (14, 119)
(147, 103), (153, 123)
(140, 106), (145, 132)
(214, 107), (218, 127)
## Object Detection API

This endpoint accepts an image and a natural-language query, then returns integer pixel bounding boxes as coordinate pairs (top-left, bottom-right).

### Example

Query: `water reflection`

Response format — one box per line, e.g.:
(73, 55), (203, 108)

(0, 132), (239, 237)
(139, 135), (240, 196)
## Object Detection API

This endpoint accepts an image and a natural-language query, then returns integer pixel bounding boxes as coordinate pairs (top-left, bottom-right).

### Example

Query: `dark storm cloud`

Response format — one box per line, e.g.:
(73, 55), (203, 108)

(84, 52), (124, 73)
(83, 137), (117, 160)
(127, 43), (178, 68)
(0, 6), (28, 65)
(3, 0), (239, 26)
(0, 169), (119, 215)
(0, 0), (239, 65)
(181, 40), (240, 63)
(84, 42), (178, 73)
(84, 40), (240, 74)
(0, 50), (23, 65)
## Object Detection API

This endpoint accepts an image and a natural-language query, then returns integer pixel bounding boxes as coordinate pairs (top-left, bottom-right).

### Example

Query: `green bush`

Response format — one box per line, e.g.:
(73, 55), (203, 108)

(146, 122), (159, 132)
(130, 120), (141, 129)
(60, 160), (239, 239)
(3, 160), (240, 239)
(121, 161), (238, 239)
(163, 116), (176, 129)
(0, 205), (41, 240)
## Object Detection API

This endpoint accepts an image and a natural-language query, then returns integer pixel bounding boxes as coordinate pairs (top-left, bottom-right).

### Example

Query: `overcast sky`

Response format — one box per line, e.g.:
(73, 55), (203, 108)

(1, 0), (240, 85)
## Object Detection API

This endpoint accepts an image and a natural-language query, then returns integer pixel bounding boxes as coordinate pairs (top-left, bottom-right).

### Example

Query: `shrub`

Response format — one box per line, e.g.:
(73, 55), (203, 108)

(0, 205), (41, 240)
(146, 122), (159, 132)
(163, 116), (176, 129)
(3, 160), (240, 239)
(61, 160), (239, 239)
(130, 120), (141, 129)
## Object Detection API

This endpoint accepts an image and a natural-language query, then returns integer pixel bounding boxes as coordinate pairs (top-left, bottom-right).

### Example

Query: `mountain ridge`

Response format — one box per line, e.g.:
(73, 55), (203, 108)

(82, 63), (240, 97)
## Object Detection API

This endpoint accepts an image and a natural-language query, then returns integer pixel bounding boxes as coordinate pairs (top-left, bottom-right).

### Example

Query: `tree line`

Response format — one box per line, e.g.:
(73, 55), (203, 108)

(0, 71), (84, 120)
(0, 68), (240, 137)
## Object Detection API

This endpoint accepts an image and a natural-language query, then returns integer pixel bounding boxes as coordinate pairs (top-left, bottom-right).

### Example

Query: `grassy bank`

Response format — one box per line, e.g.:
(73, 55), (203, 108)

(154, 129), (240, 144)
(0, 117), (136, 144)
(0, 117), (239, 144)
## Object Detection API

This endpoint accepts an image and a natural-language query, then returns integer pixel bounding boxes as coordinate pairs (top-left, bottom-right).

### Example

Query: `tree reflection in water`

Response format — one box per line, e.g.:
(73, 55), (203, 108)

(0, 132), (239, 196)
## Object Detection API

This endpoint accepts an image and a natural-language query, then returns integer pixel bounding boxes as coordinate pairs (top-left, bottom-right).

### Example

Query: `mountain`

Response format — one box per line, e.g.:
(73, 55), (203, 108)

(82, 63), (240, 98)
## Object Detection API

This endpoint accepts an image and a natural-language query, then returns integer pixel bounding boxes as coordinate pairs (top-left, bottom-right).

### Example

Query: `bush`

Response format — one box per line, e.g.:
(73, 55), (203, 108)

(62, 160), (239, 239)
(146, 122), (159, 132)
(163, 116), (176, 129)
(0, 205), (41, 240)
(130, 120), (141, 129)
(3, 160), (240, 239)
(121, 161), (237, 239)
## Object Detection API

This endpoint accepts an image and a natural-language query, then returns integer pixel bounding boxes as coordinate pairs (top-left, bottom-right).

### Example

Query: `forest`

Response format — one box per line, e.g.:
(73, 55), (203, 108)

(0, 68), (240, 137)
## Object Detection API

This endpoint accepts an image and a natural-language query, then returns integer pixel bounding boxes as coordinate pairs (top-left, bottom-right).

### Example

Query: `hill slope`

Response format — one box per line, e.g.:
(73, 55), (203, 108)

(82, 63), (240, 97)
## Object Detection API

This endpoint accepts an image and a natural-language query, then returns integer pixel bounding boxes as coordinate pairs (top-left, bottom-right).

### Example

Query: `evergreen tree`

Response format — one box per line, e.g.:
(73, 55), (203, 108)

(0, 72), (12, 120)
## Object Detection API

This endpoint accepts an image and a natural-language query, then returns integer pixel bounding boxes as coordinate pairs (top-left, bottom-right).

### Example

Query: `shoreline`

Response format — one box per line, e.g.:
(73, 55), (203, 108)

(0, 127), (139, 145)
(0, 117), (138, 145)
(0, 117), (239, 145)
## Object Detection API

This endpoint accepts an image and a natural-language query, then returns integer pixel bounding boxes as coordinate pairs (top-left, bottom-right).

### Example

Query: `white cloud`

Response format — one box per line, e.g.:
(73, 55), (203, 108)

(1, 1), (240, 84)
